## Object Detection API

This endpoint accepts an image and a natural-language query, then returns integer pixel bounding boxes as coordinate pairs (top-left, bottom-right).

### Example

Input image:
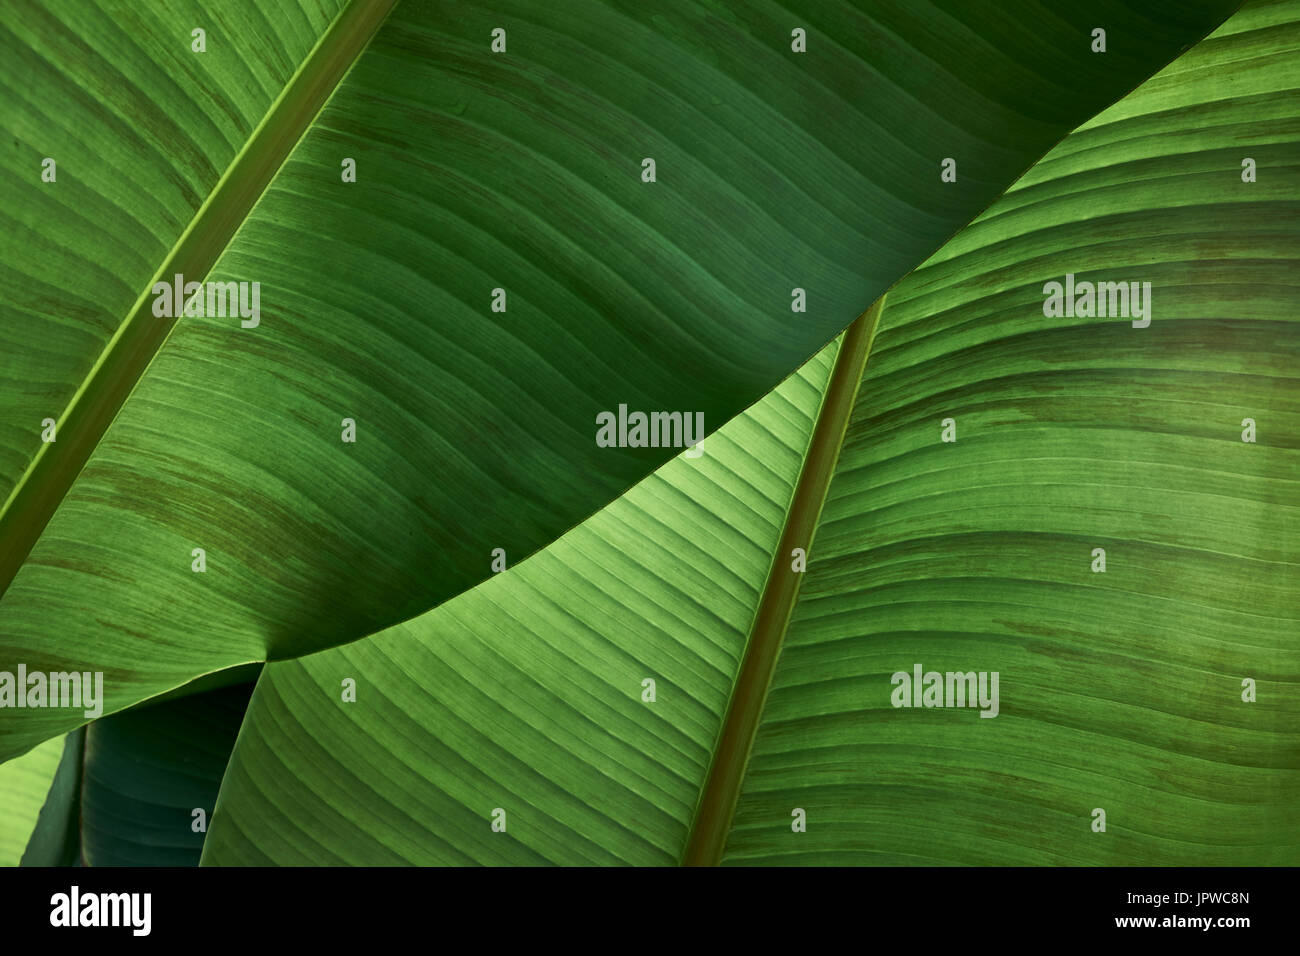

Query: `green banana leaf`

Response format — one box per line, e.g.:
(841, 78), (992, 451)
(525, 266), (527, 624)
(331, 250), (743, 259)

(17, 730), (82, 866)
(203, 0), (1299, 865)
(206, 339), (841, 864)
(0, 733), (64, 864)
(78, 680), (255, 865)
(0, 0), (1237, 762)
(8, 681), (255, 866)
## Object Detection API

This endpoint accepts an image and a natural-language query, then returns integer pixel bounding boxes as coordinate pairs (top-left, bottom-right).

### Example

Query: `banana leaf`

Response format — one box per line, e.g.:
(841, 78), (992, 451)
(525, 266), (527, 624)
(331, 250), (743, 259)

(203, 0), (1299, 865)
(0, 0), (1238, 760)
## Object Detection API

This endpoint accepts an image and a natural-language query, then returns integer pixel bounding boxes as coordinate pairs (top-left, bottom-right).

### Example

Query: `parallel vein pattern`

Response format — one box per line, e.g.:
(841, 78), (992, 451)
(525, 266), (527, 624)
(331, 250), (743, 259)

(80, 682), (254, 865)
(0, 734), (63, 865)
(204, 343), (837, 864)
(0, 0), (349, 518)
(725, 0), (1300, 865)
(684, 299), (881, 865)
(0, 0), (1235, 761)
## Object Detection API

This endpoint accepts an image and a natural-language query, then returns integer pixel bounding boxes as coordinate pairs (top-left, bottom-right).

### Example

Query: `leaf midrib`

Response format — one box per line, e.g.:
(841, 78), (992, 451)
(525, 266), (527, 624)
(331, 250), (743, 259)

(681, 295), (885, 866)
(674, 7), (1252, 866)
(0, 0), (397, 599)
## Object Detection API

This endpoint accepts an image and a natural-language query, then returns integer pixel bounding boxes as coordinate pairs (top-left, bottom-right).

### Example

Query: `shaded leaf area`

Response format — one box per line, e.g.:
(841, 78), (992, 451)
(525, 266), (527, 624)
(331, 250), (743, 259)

(725, 0), (1300, 865)
(77, 680), (256, 865)
(206, 0), (1296, 866)
(0, 0), (347, 496)
(202, 343), (837, 864)
(0, 734), (64, 864)
(0, 680), (256, 866)
(19, 730), (83, 866)
(0, 0), (1238, 760)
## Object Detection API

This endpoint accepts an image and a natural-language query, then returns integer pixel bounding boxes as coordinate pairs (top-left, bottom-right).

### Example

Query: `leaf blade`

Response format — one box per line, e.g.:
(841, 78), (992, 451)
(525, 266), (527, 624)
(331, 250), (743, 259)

(0, 0), (396, 597)
(724, 0), (1300, 865)
(0, 734), (64, 865)
(0, 0), (1240, 762)
(202, 341), (840, 864)
(207, 0), (1298, 866)
(683, 296), (883, 865)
